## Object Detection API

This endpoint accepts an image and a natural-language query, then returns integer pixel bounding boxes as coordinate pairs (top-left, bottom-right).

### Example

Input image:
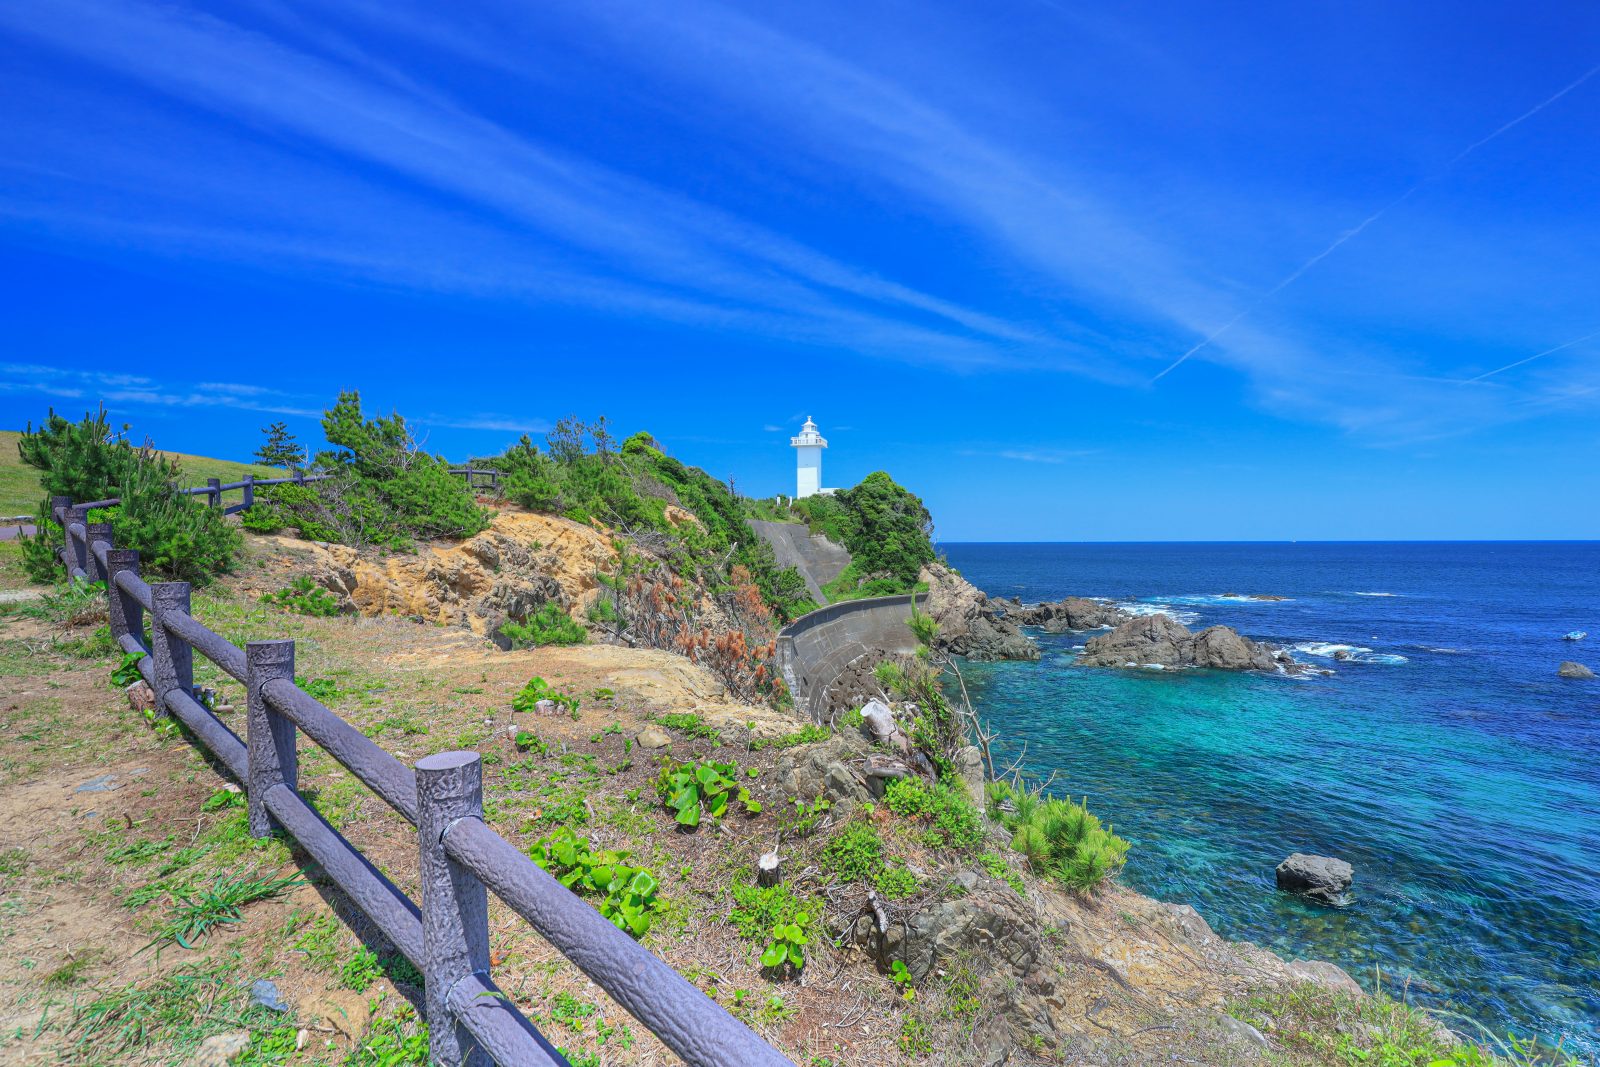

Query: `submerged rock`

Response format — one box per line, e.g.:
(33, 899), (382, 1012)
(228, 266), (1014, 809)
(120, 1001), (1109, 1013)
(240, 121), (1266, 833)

(1275, 853), (1354, 906)
(1557, 661), (1595, 679)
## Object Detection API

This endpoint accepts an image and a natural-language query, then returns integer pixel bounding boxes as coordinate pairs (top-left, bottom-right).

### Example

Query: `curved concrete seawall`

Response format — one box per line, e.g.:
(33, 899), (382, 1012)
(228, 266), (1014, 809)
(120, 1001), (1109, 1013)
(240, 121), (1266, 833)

(776, 593), (923, 720)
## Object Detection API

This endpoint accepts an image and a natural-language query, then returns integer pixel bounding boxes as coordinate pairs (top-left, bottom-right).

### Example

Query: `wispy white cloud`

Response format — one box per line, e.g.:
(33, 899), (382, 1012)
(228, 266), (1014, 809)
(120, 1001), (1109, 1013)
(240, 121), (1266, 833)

(420, 414), (552, 435)
(0, 0), (1050, 372)
(959, 446), (1097, 464)
(0, 363), (322, 417)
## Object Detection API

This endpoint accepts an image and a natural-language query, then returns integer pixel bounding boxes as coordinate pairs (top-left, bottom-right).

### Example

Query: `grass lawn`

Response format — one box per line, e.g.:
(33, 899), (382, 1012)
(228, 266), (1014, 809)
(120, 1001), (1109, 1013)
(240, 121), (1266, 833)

(0, 429), (282, 517)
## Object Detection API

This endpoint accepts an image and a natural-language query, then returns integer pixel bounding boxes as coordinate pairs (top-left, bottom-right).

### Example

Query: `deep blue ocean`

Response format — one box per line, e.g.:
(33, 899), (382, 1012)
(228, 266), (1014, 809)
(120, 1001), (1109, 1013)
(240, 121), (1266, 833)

(940, 542), (1600, 1054)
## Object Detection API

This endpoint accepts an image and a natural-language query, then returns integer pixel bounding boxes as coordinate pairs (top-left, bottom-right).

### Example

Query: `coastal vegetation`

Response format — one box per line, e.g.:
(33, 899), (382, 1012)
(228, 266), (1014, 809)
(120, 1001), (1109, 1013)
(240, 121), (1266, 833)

(790, 471), (936, 600)
(17, 407), (242, 585)
(244, 391), (489, 549)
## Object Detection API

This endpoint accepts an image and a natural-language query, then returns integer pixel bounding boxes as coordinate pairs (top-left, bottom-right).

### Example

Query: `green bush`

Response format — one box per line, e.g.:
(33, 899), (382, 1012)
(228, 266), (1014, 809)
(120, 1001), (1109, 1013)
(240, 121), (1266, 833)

(259, 392), (488, 550)
(819, 821), (884, 883)
(18, 407), (241, 586)
(988, 780), (1129, 894)
(883, 777), (985, 851)
(261, 576), (341, 617)
(499, 602), (587, 648)
(528, 827), (661, 937)
(795, 471), (935, 594)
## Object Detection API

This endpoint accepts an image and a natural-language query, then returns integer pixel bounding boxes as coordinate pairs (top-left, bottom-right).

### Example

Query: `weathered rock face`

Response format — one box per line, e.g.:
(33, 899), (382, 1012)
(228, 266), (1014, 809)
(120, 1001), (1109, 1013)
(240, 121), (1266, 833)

(1275, 853), (1354, 906)
(292, 511), (616, 636)
(1078, 613), (1288, 672)
(1009, 596), (1129, 632)
(858, 870), (1039, 982)
(773, 736), (873, 820)
(1558, 661), (1595, 679)
(919, 563), (1039, 662)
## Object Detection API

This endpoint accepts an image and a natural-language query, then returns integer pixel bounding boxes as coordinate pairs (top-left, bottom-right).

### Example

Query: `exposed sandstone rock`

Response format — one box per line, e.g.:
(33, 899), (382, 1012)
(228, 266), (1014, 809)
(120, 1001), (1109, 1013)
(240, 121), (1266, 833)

(1078, 613), (1287, 672)
(285, 511), (616, 636)
(1558, 661), (1595, 679)
(919, 563), (1039, 662)
(1276, 853), (1354, 906)
(1288, 958), (1363, 996)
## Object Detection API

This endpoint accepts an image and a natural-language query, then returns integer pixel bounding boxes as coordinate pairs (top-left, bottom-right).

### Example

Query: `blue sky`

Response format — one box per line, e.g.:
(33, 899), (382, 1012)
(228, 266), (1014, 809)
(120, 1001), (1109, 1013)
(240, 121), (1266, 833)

(2, 1), (1597, 540)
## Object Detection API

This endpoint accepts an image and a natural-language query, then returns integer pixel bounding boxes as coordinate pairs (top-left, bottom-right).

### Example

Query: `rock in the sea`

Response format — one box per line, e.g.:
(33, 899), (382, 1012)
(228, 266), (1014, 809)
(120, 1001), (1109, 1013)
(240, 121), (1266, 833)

(1275, 853), (1353, 906)
(1078, 613), (1285, 672)
(1008, 596), (1129, 632)
(1557, 661), (1595, 679)
(919, 563), (1039, 662)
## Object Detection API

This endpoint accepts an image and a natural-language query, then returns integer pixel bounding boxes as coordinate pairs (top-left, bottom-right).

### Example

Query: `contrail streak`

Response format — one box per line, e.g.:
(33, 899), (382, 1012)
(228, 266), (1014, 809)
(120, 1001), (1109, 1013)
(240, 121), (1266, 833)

(1152, 60), (1600, 383)
(1464, 327), (1600, 382)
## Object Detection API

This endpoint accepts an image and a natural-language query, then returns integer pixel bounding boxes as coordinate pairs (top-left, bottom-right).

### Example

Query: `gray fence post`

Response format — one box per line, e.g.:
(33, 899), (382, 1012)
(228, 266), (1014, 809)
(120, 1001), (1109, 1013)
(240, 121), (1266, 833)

(416, 751), (492, 1067)
(207, 478), (222, 509)
(49, 495), (70, 526)
(85, 521), (113, 584)
(105, 549), (142, 645)
(150, 583), (194, 717)
(242, 475), (255, 513)
(64, 505), (89, 577)
(246, 641), (297, 838)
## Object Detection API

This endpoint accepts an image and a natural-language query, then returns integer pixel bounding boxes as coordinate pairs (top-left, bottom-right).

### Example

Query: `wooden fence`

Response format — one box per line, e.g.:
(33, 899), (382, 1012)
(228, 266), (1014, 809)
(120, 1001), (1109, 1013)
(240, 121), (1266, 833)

(51, 496), (792, 1067)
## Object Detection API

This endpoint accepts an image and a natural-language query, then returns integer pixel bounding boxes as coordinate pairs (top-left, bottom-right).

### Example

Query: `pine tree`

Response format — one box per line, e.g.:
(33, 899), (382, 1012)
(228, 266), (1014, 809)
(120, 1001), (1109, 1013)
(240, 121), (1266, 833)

(254, 421), (304, 470)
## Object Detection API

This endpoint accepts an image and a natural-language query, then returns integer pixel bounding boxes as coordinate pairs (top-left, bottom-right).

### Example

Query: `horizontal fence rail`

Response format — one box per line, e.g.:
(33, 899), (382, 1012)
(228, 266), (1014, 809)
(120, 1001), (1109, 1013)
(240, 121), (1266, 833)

(53, 503), (794, 1067)
(48, 472), (335, 522)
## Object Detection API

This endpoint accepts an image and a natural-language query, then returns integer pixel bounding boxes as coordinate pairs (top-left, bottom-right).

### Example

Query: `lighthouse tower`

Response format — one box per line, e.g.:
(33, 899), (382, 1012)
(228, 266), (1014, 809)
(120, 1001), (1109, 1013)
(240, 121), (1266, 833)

(791, 417), (827, 499)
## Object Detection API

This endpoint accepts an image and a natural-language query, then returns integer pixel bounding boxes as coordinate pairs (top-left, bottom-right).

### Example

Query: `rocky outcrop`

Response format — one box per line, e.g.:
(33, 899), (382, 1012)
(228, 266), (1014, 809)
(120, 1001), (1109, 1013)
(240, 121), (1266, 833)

(1008, 596), (1130, 632)
(919, 563), (1039, 662)
(856, 869), (1039, 981)
(289, 512), (616, 637)
(1558, 661), (1595, 679)
(1078, 613), (1296, 672)
(1275, 853), (1354, 906)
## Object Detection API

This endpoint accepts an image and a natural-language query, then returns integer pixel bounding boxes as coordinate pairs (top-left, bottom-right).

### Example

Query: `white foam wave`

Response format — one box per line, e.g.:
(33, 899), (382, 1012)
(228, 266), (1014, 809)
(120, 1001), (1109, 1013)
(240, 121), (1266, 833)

(1349, 591), (1402, 597)
(1122, 601), (1203, 625)
(1294, 641), (1408, 665)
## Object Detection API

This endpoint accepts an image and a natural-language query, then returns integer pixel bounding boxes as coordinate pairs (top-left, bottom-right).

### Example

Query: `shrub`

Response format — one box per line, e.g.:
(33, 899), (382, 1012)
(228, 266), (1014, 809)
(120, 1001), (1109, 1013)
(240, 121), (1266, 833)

(989, 780), (1129, 894)
(875, 861), (918, 900)
(261, 576), (341, 617)
(655, 760), (761, 828)
(528, 827), (661, 937)
(18, 407), (241, 586)
(258, 391), (488, 549)
(883, 777), (985, 851)
(499, 602), (587, 648)
(819, 821), (884, 883)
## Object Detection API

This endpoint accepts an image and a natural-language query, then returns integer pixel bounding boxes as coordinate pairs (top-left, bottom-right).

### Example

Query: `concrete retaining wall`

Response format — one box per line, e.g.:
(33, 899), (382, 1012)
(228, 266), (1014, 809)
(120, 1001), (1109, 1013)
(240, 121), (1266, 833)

(777, 593), (924, 721)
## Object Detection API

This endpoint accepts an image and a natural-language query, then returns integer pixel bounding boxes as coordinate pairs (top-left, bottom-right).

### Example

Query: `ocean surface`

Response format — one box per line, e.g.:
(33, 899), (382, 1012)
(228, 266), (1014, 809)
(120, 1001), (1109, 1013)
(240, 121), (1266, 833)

(940, 541), (1600, 1054)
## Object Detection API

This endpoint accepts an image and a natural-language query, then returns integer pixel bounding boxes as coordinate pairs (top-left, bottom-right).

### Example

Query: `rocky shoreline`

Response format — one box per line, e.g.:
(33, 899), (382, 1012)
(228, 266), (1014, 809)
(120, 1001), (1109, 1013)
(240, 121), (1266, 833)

(921, 565), (1310, 675)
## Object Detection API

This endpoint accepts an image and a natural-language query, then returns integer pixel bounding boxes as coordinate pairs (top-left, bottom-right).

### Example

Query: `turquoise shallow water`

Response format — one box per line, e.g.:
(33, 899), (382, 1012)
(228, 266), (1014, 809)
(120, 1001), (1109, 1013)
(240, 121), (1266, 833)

(941, 542), (1600, 1054)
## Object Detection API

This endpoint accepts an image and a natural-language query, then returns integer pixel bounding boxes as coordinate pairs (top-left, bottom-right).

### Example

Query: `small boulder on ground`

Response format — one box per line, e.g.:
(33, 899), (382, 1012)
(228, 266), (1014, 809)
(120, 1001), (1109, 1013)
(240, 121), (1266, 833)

(1557, 661), (1595, 679)
(1275, 853), (1353, 906)
(634, 726), (672, 750)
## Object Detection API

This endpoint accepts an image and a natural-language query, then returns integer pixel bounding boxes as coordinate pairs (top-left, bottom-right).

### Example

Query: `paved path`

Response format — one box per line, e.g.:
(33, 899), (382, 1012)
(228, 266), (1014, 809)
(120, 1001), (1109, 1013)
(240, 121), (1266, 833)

(0, 524), (35, 542)
(749, 520), (851, 603)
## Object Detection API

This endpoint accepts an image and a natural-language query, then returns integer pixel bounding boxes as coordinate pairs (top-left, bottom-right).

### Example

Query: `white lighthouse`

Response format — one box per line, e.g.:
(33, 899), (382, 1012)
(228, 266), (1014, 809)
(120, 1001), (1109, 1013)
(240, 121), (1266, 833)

(791, 417), (827, 499)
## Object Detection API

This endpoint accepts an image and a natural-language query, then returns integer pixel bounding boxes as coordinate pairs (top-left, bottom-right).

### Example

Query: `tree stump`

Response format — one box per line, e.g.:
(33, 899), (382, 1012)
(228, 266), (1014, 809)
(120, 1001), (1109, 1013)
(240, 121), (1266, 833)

(757, 851), (783, 887)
